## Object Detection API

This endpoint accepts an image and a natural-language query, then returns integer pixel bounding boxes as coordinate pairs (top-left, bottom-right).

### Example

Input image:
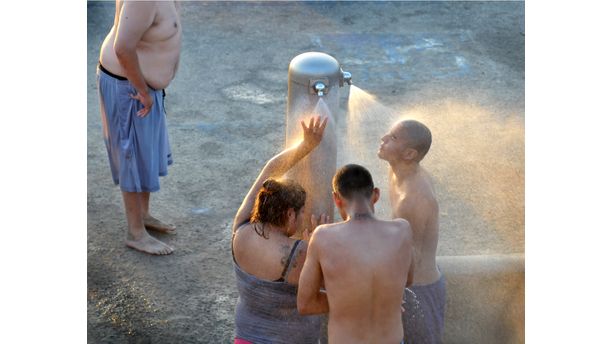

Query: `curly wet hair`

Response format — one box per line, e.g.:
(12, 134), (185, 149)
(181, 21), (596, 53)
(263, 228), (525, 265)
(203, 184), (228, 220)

(250, 178), (306, 238)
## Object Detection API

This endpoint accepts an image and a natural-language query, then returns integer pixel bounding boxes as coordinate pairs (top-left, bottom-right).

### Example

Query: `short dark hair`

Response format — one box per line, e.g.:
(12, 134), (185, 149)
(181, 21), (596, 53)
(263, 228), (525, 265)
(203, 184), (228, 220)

(250, 178), (306, 238)
(400, 120), (432, 161)
(332, 164), (374, 201)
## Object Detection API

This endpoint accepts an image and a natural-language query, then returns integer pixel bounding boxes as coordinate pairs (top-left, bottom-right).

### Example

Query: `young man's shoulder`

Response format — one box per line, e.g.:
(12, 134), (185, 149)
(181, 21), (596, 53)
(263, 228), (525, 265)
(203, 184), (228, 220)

(397, 191), (437, 216)
(386, 218), (413, 238)
(385, 217), (410, 228)
(310, 222), (339, 242)
(312, 221), (357, 243)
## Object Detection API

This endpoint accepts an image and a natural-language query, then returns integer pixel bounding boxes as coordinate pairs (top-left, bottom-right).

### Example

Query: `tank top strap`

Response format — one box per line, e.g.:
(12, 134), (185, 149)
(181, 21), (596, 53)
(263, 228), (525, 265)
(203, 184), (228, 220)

(279, 240), (302, 281)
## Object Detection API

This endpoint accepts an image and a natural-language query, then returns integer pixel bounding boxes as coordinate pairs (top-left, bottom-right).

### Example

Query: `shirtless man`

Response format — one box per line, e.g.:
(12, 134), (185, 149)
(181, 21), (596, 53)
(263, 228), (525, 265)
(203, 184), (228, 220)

(298, 164), (414, 344)
(378, 120), (445, 343)
(97, 1), (181, 255)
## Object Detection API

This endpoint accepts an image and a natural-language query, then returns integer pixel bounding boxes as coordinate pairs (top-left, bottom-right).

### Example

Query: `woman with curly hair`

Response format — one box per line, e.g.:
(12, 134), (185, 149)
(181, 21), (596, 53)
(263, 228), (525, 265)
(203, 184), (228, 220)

(232, 116), (329, 344)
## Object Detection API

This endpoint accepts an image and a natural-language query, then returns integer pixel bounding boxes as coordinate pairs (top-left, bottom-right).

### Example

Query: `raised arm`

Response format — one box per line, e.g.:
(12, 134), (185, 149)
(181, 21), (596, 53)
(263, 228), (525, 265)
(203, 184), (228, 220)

(297, 228), (329, 315)
(232, 116), (328, 233)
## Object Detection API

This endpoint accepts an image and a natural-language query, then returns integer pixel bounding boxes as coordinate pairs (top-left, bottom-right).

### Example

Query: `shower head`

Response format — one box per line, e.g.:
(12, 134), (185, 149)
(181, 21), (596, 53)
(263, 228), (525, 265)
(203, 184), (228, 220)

(314, 81), (327, 97)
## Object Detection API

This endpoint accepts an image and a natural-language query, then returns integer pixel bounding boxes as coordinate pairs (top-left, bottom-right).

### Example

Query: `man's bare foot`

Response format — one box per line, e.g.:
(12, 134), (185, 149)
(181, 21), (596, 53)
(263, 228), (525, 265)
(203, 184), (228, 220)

(126, 231), (174, 255)
(144, 214), (176, 234)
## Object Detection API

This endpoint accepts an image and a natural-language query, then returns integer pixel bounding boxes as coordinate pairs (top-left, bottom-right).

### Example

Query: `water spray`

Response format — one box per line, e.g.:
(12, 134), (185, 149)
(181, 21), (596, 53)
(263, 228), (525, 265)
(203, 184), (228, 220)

(285, 52), (351, 227)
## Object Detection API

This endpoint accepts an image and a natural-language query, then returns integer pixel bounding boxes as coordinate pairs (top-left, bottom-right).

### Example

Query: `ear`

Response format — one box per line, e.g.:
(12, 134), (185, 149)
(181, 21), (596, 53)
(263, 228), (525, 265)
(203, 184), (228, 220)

(402, 147), (418, 161)
(286, 208), (296, 222)
(333, 192), (343, 209)
(372, 187), (380, 205)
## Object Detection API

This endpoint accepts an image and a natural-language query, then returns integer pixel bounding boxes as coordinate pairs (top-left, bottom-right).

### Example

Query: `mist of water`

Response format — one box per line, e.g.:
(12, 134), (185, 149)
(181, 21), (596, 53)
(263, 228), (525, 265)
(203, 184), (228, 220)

(339, 85), (399, 219)
(283, 82), (523, 253)
(314, 97), (333, 124)
(341, 85), (524, 254)
(285, 94), (338, 227)
(401, 101), (524, 253)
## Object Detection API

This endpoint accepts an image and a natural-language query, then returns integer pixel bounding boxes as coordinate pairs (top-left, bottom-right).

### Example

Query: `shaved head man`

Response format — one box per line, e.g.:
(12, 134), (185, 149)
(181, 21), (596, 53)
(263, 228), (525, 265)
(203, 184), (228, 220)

(379, 120), (446, 344)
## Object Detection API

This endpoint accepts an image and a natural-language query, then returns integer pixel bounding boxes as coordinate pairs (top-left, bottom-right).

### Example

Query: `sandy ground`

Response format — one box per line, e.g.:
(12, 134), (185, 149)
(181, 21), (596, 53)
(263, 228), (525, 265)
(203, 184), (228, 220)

(87, 2), (524, 342)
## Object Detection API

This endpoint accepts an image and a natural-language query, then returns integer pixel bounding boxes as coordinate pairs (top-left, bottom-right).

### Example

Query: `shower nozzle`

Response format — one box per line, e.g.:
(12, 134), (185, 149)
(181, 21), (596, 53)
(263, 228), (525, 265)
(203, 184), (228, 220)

(314, 82), (327, 97)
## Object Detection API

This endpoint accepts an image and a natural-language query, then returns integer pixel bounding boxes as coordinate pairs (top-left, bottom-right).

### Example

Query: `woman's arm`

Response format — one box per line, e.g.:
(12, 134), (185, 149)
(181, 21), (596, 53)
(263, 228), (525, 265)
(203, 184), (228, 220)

(232, 116), (328, 233)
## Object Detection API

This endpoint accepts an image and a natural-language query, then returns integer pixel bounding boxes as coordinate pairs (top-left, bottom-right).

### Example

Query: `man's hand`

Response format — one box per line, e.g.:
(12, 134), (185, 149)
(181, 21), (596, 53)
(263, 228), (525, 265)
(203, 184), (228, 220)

(130, 91), (153, 117)
(297, 229), (329, 315)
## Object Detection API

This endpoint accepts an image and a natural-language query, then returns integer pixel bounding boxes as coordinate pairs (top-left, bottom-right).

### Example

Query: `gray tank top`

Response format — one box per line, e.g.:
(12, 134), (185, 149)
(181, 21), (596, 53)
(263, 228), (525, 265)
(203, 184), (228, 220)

(233, 239), (322, 343)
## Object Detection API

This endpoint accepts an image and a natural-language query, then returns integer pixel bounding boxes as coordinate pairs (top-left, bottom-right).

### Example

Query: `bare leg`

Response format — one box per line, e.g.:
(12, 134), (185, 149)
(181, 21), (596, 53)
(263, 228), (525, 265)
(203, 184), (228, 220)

(140, 192), (176, 233)
(123, 191), (173, 255)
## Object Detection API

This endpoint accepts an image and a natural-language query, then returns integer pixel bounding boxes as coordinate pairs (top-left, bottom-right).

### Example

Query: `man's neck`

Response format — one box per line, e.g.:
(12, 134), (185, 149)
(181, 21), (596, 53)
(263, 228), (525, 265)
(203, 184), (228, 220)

(350, 212), (374, 221)
(389, 160), (420, 182)
(346, 201), (375, 221)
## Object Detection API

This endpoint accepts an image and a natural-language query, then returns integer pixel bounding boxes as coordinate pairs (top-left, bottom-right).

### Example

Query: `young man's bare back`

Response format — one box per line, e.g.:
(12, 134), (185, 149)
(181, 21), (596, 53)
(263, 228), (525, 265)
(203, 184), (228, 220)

(298, 164), (414, 344)
(379, 120), (445, 343)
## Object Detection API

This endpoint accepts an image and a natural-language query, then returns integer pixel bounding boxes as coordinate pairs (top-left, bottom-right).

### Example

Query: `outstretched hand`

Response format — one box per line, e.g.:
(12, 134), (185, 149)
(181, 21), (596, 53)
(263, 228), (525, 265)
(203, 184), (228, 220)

(300, 116), (328, 151)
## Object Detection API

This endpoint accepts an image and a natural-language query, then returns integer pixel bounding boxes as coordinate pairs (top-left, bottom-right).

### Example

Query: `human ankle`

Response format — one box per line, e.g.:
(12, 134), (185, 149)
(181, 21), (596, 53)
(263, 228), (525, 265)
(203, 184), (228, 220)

(127, 227), (147, 241)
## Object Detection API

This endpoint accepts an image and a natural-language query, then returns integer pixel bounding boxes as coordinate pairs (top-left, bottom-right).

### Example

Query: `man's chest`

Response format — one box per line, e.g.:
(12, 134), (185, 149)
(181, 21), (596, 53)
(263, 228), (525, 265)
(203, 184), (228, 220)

(143, 6), (181, 43)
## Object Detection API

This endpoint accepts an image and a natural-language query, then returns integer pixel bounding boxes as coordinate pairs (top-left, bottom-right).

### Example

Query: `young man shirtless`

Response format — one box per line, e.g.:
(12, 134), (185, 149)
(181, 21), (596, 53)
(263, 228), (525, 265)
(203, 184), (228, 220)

(298, 164), (414, 344)
(97, 1), (181, 255)
(378, 120), (445, 343)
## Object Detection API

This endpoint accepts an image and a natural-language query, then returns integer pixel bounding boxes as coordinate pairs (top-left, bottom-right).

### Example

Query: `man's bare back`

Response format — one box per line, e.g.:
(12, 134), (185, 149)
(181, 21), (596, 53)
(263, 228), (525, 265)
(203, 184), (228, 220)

(319, 219), (412, 343)
(298, 164), (414, 344)
(99, 0), (181, 90)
